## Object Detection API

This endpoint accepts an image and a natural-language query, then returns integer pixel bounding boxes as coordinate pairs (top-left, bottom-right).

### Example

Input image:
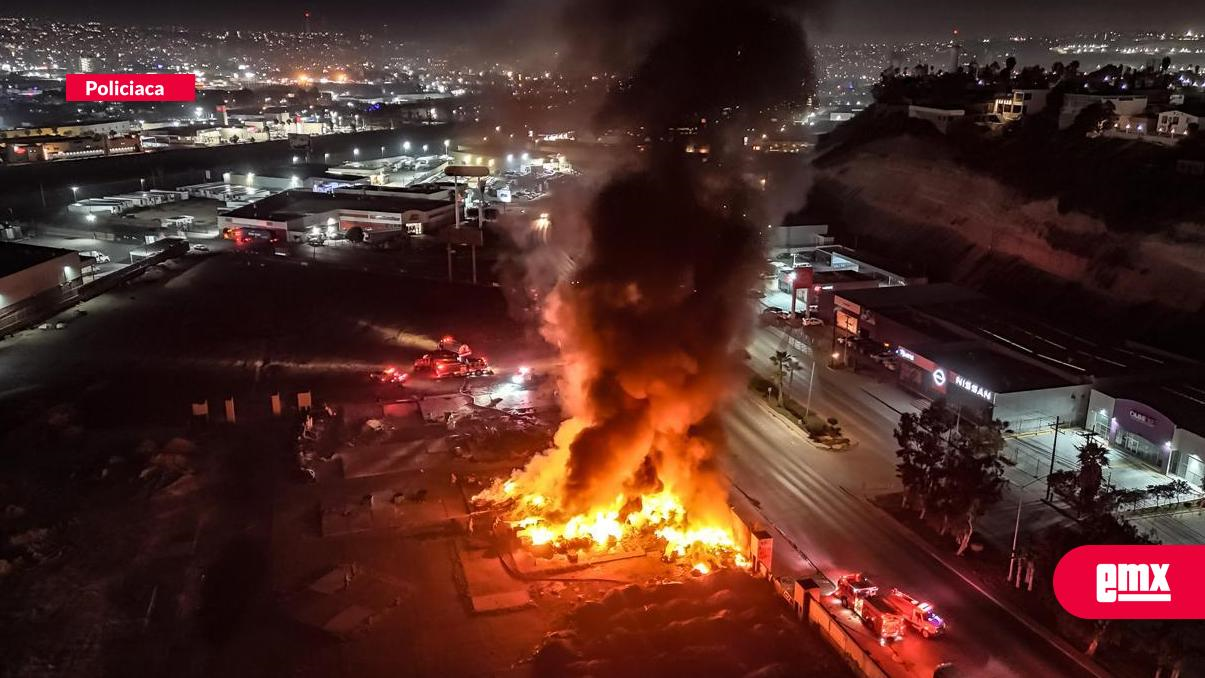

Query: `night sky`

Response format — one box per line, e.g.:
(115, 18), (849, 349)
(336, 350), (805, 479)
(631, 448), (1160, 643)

(13, 0), (1202, 40)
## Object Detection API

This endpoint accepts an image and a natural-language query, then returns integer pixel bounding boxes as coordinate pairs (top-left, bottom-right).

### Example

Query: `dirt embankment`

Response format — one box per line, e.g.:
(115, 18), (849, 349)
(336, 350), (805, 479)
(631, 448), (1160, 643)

(813, 135), (1205, 351)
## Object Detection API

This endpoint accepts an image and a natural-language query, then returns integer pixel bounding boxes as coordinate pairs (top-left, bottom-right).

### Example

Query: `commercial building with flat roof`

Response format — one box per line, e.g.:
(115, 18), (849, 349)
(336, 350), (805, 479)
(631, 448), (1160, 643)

(894, 340), (1089, 431)
(0, 243), (82, 310)
(831, 283), (1198, 435)
(1087, 381), (1205, 486)
(217, 189), (455, 243)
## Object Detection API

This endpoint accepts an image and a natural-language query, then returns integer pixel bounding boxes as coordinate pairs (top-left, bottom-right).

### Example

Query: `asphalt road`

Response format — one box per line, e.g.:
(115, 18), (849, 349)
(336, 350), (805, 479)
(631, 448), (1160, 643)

(721, 394), (1097, 678)
(723, 322), (1101, 677)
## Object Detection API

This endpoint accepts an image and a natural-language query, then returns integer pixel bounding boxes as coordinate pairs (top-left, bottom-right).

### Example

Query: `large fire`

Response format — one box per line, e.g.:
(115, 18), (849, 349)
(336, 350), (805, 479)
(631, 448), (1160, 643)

(479, 472), (749, 570)
(473, 253), (758, 572)
(473, 7), (786, 568)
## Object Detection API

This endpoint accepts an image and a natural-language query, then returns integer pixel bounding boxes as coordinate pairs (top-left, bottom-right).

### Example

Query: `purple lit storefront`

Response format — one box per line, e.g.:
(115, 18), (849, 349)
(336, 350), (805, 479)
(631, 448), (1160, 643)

(1089, 397), (1175, 473)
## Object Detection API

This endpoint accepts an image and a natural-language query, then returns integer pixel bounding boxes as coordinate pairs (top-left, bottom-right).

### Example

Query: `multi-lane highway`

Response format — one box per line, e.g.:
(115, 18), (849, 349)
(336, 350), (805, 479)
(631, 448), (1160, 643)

(722, 324), (1104, 677)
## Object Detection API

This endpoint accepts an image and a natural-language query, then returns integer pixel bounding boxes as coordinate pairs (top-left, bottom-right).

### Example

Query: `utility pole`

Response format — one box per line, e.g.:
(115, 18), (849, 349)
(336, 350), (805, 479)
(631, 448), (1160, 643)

(448, 176), (460, 283)
(472, 177), (485, 285)
(1009, 476), (1042, 581)
(1045, 416), (1061, 501)
(1008, 491), (1024, 581)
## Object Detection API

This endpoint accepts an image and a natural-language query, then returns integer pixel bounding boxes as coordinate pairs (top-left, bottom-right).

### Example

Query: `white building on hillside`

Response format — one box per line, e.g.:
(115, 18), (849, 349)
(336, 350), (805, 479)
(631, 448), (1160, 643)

(1157, 109), (1202, 137)
(993, 89), (1050, 121)
(907, 106), (965, 134)
(1059, 94), (1148, 129)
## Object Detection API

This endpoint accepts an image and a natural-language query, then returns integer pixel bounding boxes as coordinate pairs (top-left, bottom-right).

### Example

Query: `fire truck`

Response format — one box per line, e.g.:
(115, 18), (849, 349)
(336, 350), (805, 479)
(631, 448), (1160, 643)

(412, 336), (492, 379)
(835, 574), (906, 645)
(885, 588), (947, 638)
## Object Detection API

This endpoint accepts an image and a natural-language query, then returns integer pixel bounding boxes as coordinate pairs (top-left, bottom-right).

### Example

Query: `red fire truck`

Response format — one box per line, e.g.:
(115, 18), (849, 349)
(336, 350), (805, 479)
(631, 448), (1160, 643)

(412, 336), (492, 379)
(885, 588), (948, 638)
(835, 574), (906, 645)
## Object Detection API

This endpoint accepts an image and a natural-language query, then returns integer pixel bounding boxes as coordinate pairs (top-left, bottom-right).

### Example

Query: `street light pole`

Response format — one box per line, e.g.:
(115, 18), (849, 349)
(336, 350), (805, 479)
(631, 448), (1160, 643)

(1009, 476), (1043, 582)
(1008, 492), (1024, 581)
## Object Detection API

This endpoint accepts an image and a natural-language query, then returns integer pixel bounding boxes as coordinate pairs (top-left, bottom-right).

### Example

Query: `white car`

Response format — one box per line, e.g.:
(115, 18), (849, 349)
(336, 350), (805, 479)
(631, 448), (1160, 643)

(79, 250), (110, 263)
(802, 317), (824, 326)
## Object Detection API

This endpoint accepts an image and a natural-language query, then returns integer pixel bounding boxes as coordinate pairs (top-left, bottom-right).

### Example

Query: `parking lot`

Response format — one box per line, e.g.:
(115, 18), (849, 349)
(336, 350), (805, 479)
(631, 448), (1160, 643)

(0, 250), (548, 423)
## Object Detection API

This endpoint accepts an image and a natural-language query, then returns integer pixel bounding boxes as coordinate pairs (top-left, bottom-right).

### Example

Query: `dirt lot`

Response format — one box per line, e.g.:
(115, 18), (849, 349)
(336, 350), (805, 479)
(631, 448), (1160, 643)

(0, 252), (549, 424)
(0, 252), (547, 677)
(0, 252), (849, 678)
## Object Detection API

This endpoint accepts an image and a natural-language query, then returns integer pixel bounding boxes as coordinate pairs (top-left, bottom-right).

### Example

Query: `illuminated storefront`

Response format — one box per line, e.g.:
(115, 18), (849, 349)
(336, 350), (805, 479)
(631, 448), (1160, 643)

(894, 342), (1089, 430)
(1088, 387), (1205, 483)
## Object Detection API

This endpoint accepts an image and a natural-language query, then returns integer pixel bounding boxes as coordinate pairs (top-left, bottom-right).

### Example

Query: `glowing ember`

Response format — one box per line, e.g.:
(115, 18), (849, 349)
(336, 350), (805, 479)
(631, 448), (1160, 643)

(479, 477), (749, 568)
(693, 562), (711, 575)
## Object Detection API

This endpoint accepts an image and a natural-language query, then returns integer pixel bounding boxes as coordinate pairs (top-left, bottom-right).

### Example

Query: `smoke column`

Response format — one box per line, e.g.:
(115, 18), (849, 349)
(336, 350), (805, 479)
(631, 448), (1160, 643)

(494, 0), (816, 525)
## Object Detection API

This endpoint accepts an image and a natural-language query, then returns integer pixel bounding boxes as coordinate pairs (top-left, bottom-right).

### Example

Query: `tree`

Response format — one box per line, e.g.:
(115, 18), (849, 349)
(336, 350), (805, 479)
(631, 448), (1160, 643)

(1067, 101), (1115, 137)
(769, 351), (798, 407)
(941, 418), (1007, 555)
(894, 399), (956, 518)
(1002, 56), (1017, 83)
(1074, 438), (1109, 515)
(345, 226), (365, 243)
(1161, 56), (1172, 73)
(1146, 479), (1193, 508)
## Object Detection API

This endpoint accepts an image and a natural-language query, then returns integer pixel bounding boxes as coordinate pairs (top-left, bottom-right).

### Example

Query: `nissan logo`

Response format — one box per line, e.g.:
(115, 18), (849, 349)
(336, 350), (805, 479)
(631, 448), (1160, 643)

(933, 368), (946, 387)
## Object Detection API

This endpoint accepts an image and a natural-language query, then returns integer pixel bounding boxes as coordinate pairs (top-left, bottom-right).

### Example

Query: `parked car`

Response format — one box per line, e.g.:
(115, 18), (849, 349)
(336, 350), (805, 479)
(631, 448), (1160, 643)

(79, 250), (110, 263)
(802, 316), (824, 327)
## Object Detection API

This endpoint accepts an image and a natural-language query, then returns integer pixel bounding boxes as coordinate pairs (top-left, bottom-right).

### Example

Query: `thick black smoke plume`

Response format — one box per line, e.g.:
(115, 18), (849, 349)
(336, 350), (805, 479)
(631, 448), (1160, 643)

(565, 0), (814, 144)
(496, 0), (817, 519)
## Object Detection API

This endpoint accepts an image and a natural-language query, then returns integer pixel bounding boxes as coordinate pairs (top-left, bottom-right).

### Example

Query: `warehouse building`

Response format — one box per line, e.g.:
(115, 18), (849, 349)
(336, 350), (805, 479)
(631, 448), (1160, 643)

(0, 243), (82, 311)
(217, 189), (455, 243)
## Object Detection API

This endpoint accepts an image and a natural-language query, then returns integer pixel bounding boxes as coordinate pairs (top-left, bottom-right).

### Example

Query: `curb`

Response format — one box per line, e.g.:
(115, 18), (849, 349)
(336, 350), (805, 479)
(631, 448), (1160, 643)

(747, 394), (858, 454)
(849, 488), (1111, 678)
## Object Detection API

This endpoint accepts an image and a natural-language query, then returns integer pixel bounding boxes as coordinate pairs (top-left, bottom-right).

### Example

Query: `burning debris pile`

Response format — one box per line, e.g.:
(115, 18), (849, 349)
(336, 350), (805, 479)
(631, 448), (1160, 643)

(476, 0), (814, 571)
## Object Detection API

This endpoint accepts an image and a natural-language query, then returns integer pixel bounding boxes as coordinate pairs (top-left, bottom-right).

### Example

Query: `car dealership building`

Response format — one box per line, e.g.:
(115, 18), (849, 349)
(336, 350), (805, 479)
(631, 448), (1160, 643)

(830, 284), (1198, 443)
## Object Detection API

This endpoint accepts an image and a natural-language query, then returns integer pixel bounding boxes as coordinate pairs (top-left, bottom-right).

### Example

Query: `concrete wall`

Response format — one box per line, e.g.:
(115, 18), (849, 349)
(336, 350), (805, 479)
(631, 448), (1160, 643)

(1059, 94), (1148, 129)
(907, 106), (965, 134)
(0, 251), (82, 310)
(994, 384), (1090, 432)
(1172, 429), (1205, 486)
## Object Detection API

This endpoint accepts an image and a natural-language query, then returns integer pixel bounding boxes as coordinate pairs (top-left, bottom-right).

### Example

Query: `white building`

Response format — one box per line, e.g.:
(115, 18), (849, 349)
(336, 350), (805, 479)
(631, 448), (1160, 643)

(1087, 383), (1205, 486)
(0, 118), (132, 140)
(907, 106), (965, 134)
(1059, 94), (1148, 130)
(217, 190), (455, 243)
(0, 243), (82, 310)
(1157, 109), (1202, 137)
(992, 89), (1050, 121)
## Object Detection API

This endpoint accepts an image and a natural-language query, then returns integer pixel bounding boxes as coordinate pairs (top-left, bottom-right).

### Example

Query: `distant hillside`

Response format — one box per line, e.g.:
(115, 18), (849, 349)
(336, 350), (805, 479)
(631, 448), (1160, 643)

(817, 107), (1205, 234)
(806, 119), (1205, 356)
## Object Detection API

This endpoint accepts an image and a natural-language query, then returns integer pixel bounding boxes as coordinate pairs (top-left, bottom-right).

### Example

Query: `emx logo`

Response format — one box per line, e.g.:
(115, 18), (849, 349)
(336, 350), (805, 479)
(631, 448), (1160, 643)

(1096, 563), (1170, 602)
(1055, 545), (1205, 619)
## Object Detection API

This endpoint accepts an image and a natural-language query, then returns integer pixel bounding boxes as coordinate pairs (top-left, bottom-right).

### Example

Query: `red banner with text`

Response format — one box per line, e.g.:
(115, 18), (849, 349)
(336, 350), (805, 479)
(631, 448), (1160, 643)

(66, 74), (196, 102)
